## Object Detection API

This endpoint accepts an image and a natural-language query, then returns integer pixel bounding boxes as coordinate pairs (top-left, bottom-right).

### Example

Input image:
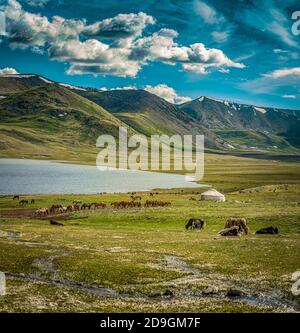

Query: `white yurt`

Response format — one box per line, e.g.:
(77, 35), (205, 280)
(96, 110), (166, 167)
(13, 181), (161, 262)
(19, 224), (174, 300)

(200, 189), (225, 202)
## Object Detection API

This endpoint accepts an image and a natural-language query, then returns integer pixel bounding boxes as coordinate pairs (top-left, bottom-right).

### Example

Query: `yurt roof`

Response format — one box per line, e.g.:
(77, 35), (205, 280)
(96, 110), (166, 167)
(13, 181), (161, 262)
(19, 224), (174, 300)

(201, 189), (224, 197)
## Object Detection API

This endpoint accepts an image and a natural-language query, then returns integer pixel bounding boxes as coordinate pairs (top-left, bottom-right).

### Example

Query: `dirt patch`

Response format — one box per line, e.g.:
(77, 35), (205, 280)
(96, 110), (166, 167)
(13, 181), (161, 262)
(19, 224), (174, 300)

(0, 208), (83, 221)
(0, 208), (36, 219)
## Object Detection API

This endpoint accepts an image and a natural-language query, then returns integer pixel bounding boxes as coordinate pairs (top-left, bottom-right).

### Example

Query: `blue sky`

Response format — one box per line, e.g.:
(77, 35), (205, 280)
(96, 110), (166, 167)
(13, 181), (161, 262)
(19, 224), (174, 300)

(0, 0), (299, 109)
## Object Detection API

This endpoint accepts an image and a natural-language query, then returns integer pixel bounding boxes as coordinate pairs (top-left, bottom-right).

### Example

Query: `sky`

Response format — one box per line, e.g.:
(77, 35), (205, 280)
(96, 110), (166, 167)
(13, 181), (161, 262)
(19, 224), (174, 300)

(0, 0), (299, 109)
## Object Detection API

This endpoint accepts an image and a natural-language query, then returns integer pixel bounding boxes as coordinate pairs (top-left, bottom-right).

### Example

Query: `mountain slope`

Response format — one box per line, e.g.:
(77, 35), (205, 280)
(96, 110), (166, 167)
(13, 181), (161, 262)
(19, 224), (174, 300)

(0, 74), (52, 95)
(0, 77), (133, 160)
(0, 74), (299, 159)
(179, 97), (300, 150)
(77, 89), (224, 149)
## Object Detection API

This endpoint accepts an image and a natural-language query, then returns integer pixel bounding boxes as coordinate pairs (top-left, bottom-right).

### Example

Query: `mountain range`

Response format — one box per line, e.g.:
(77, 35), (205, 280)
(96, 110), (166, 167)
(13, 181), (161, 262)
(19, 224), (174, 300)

(0, 74), (299, 160)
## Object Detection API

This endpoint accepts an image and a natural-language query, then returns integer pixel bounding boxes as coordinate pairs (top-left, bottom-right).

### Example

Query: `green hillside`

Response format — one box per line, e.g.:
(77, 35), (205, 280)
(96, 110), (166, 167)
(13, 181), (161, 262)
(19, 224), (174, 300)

(213, 129), (296, 151)
(78, 89), (224, 149)
(0, 83), (132, 161)
(179, 97), (300, 150)
(0, 74), (299, 161)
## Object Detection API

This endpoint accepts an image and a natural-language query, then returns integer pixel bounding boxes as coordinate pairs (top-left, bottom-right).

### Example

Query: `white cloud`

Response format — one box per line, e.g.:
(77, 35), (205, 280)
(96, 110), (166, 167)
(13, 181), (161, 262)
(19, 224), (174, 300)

(268, 13), (298, 48)
(263, 67), (300, 79)
(194, 1), (232, 44)
(0, 67), (19, 74)
(211, 31), (229, 43)
(273, 49), (288, 54)
(234, 52), (255, 62)
(4, 0), (244, 77)
(99, 86), (137, 91)
(219, 68), (230, 73)
(240, 67), (300, 94)
(282, 95), (296, 99)
(83, 12), (155, 39)
(144, 84), (192, 104)
(25, 0), (50, 7)
(133, 31), (244, 74)
(194, 0), (220, 24)
(5, 0), (86, 49)
(240, 5), (299, 49)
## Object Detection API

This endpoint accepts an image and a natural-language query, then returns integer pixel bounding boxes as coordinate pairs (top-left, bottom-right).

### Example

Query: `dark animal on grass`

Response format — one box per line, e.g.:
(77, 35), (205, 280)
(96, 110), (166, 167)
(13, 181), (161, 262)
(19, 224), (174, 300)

(224, 217), (249, 235)
(186, 218), (206, 230)
(81, 203), (91, 210)
(131, 195), (142, 201)
(49, 204), (63, 214)
(19, 200), (28, 205)
(218, 226), (242, 237)
(256, 226), (279, 235)
(94, 202), (106, 209)
(73, 200), (82, 204)
(111, 201), (141, 209)
(144, 200), (171, 207)
(66, 205), (74, 212)
(31, 199), (35, 204)
(73, 204), (81, 211)
(49, 219), (64, 226)
(13, 195), (19, 200)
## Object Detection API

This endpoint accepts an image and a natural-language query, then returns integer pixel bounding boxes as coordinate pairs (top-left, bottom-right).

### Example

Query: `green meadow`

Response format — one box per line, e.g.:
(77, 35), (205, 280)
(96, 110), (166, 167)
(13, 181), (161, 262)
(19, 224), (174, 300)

(0, 152), (299, 312)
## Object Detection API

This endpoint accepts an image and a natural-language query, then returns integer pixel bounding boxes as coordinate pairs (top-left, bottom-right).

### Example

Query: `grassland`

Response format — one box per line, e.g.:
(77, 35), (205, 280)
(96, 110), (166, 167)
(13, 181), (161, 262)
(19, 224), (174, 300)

(0, 153), (299, 312)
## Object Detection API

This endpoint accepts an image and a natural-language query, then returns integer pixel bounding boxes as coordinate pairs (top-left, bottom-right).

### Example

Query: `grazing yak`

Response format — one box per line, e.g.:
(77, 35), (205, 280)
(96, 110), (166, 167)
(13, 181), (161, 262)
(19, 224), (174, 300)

(13, 195), (19, 200)
(219, 218), (249, 236)
(224, 217), (249, 235)
(218, 226), (242, 237)
(256, 226), (279, 235)
(186, 218), (206, 230)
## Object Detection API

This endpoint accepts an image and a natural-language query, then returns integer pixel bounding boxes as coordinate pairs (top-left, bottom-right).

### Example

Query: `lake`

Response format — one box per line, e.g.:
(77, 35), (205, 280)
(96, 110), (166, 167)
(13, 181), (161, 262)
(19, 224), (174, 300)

(0, 159), (201, 194)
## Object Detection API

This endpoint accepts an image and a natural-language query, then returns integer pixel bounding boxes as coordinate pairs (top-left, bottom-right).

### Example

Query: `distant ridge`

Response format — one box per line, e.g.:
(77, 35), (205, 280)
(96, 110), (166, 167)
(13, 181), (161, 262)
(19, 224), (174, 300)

(0, 74), (299, 157)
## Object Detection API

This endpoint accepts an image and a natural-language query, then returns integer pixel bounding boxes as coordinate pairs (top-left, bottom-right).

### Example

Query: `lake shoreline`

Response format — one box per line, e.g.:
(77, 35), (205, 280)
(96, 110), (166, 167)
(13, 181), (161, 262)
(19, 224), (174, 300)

(0, 158), (205, 195)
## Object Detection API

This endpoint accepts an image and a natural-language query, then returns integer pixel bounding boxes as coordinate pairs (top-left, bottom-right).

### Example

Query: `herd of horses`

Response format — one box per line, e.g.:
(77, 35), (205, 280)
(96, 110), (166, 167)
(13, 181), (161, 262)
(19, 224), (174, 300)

(32, 199), (171, 216)
(34, 201), (108, 216)
(12, 192), (171, 217)
(13, 195), (35, 205)
(12, 194), (278, 235)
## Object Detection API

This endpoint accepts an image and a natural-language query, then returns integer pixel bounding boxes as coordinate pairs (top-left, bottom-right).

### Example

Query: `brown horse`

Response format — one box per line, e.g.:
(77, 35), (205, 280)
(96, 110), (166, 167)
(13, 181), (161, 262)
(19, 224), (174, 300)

(144, 200), (171, 207)
(49, 205), (63, 214)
